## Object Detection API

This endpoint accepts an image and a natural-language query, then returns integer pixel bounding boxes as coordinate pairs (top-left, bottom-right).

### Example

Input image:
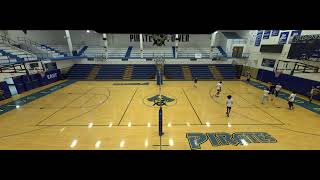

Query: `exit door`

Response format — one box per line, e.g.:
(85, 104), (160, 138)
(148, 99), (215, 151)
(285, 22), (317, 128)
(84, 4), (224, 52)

(232, 46), (244, 58)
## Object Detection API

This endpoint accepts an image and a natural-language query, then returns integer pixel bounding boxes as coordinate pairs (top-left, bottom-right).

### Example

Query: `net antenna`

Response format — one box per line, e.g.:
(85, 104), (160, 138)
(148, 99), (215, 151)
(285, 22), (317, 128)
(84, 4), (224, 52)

(154, 56), (165, 99)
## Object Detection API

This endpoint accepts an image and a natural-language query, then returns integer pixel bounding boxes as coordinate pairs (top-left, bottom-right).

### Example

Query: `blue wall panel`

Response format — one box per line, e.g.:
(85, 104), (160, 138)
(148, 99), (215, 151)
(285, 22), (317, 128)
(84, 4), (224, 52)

(257, 69), (320, 100)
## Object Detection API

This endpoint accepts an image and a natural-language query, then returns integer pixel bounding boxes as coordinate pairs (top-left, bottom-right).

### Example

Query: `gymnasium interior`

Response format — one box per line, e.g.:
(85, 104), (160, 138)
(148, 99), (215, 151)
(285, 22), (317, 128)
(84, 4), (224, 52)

(0, 30), (319, 150)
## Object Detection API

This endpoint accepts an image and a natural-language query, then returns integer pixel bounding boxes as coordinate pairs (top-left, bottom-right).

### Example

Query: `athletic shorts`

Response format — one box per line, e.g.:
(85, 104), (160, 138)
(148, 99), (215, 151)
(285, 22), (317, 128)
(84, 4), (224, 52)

(288, 101), (293, 106)
(227, 107), (231, 110)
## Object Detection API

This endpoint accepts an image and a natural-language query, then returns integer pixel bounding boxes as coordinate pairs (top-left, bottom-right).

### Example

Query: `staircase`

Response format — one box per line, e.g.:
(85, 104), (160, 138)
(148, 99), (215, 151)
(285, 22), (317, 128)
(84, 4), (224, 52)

(123, 65), (133, 80)
(209, 65), (223, 80)
(87, 65), (101, 80)
(182, 65), (192, 80)
(217, 46), (227, 57)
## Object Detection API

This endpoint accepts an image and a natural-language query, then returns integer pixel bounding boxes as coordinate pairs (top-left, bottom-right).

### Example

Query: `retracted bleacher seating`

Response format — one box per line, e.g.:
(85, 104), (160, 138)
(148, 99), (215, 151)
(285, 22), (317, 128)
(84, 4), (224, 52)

(215, 64), (238, 79)
(164, 65), (184, 79)
(131, 65), (156, 80)
(66, 64), (94, 79)
(95, 65), (126, 80)
(189, 65), (214, 79)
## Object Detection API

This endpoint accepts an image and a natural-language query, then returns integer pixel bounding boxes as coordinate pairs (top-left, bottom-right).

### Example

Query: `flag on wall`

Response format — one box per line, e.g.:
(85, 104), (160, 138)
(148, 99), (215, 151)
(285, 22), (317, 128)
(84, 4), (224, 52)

(291, 30), (302, 37)
(263, 30), (271, 39)
(271, 30), (279, 36)
(288, 30), (302, 44)
(278, 32), (289, 45)
(255, 30), (263, 46)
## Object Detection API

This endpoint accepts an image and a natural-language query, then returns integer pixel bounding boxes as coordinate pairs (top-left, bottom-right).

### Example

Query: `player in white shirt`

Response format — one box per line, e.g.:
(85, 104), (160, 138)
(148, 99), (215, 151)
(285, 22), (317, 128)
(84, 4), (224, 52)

(275, 83), (282, 98)
(261, 88), (269, 104)
(215, 81), (222, 97)
(288, 92), (296, 110)
(226, 95), (233, 117)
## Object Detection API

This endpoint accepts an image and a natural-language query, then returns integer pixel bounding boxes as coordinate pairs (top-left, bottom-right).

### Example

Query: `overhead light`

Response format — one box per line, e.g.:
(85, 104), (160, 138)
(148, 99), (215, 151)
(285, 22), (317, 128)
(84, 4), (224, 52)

(144, 139), (149, 147)
(95, 140), (101, 149)
(241, 139), (248, 146)
(86, 30), (90, 33)
(120, 140), (125, 148)
(228, 123), (232, 128)
(70, 139), (78, 148)
(88, 122), (93, 128)
(128, 122), (132, 127)
(186, 122), (190, 127)
(169, 138), (174, 146)
(168, 122), (172, 127)
(60, 127), (65, 133)
(147, 122), (151, 127)
(108, 122), (113, 127)
(206, 122), (211, 127)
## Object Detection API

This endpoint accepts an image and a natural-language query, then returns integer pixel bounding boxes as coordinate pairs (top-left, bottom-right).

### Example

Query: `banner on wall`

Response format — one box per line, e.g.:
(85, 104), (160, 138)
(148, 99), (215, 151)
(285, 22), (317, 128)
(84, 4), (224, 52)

(287, 34), (320, 61)
(271, 30), (280, 36)
(291, 30), (302, 37)
(288, 30), (302, 44)
(255, 30), (263, 46)
(263, 30), (271, 39)
(278, 32), (289, 45)
(129, 34), (190, 43)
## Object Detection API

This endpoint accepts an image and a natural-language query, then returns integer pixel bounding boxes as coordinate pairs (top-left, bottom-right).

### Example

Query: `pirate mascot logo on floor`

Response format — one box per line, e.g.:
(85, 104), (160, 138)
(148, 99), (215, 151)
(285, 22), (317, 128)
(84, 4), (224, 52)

(143, 93), (177, 108)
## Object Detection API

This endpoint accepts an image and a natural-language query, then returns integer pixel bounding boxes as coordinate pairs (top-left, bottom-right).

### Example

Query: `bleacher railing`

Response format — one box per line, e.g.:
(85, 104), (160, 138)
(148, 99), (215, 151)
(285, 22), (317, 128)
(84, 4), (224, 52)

(0, 35), (48, 63)
(230, 39), (247, 44)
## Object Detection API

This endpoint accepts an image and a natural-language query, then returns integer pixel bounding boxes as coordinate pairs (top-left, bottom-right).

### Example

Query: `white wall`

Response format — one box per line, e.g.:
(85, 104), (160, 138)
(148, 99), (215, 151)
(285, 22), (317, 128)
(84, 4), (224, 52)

(215, 30), (249, 54)
(7, 30), (66, 45)
(6, 30), (214, 48)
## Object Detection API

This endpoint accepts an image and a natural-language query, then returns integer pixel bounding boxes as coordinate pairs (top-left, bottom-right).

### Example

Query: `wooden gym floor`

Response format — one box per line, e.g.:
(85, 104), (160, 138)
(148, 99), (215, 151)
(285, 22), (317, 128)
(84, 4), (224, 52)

(0, 79), (319, 150)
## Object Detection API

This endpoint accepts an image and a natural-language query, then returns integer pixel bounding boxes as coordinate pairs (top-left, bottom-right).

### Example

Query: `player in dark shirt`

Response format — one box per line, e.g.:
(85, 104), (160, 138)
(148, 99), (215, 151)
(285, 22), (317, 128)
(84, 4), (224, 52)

(269, 83), (276, 101)
(193, 77), (198, 88)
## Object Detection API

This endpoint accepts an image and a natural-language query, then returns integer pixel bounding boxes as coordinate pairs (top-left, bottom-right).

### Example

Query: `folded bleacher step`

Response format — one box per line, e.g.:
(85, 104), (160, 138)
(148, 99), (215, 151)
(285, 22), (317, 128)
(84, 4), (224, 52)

(182, 65), (192, 80)
(123, 65), (133, 80)
(87, 65), (101, 80)
(209, 65), (222, 80)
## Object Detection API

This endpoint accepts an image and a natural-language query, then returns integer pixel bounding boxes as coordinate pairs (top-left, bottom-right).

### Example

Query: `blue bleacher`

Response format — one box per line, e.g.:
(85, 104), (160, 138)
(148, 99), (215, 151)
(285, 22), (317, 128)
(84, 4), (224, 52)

(95, 65), (126, 80)
(131, 65), (156, 79)
(0, 81), (12, 100)
(215, 64), (238, 79)
(164, 65), (184, 79)
(66, 64), (94, 79)
(189, 65), (214, 79)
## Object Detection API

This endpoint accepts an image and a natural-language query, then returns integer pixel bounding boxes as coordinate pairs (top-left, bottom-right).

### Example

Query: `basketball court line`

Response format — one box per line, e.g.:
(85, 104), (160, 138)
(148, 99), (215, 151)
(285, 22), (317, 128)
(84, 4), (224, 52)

(117, 88), (138, 126)
(0, 80), (77, 116)
(182, 88), (203, 125)
(35, 123), (284, 127)
(35, 87), (95, 126)
(208, 87), (286, 125)
(244, 80), (320, 114)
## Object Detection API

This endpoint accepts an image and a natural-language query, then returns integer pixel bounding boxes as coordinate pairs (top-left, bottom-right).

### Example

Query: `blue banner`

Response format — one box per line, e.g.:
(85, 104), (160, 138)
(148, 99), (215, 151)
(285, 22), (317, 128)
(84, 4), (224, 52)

(255, 30), (263, 46)
(263, 30), (271, 39)
(271, 30), (279, 36)
(291, 30), (302, 37)
(278, 32), (289, 45)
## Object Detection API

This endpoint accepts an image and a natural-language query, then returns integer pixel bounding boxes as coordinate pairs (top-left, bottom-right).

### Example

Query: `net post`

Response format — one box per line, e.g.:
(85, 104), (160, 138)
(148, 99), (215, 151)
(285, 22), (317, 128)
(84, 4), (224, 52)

(158, 106), (163, 136)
